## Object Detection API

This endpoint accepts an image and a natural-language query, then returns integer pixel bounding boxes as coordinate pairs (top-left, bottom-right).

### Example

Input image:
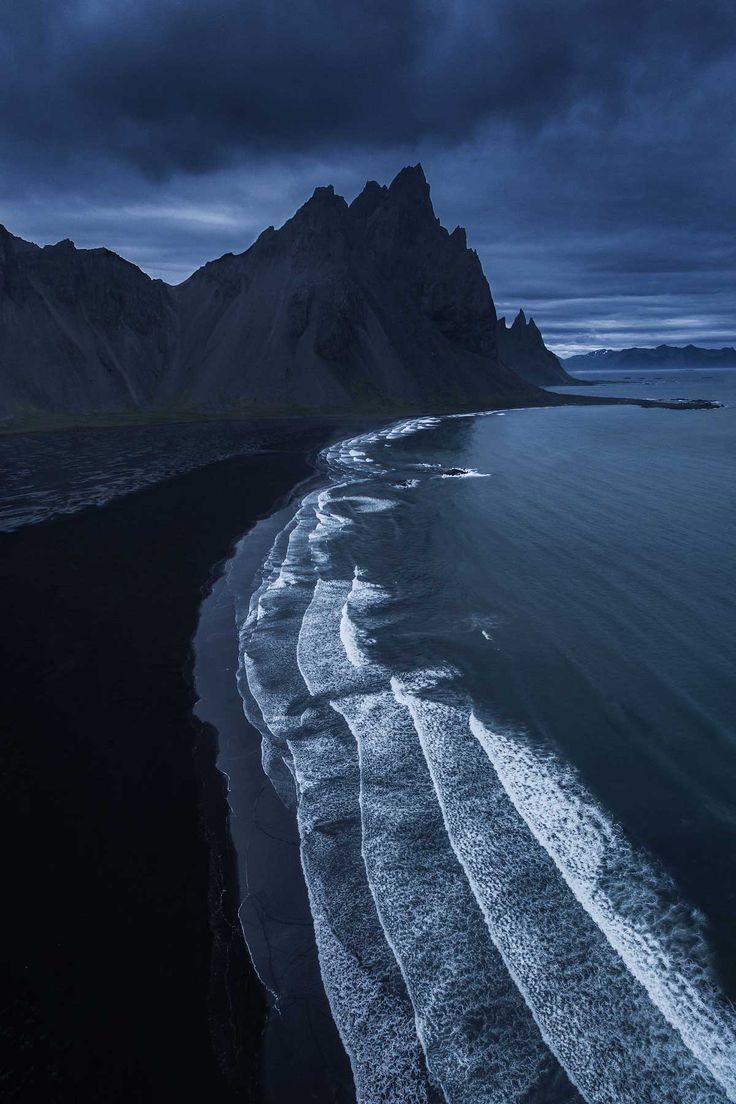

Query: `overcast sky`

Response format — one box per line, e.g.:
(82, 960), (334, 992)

(1, 0), (734, 354)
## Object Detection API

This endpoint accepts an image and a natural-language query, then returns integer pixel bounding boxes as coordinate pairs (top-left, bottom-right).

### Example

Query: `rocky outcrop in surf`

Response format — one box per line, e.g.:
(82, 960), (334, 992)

(496, 309), (575, 386)
(0, 167), (538, 425)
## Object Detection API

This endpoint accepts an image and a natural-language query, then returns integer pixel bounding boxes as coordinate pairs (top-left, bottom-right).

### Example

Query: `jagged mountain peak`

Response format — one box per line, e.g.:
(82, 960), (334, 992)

(349, 179), (388, 221)
(164, 164), (524, 410)
(0, 226), (39, 262)
(0, 166), (541, 424)
(352, 179), (386, 201)
(389, 164), (431, 200)
(386, 163), (433, 211)
(307, 183), (340, 203)
(389, 162), (428, 188)
(292, 183), (348, 221)
(497, 308), (573, 386)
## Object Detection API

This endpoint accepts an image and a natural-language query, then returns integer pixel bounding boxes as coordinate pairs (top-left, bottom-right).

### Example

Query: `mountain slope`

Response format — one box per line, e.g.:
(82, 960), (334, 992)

(496, 309), (574, 386)
(0, 225), (177, 420)
(173, 168), (527, 413)
(0, 167), (537, 424)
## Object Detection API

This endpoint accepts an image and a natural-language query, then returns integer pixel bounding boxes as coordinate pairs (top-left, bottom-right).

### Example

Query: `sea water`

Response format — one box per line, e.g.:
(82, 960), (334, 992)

(232, 369), (736, 1103)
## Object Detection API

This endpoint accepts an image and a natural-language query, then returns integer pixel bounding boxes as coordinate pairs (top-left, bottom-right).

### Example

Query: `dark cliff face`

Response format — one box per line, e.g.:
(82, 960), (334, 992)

(495, 309), (573, 386)
(0, 225), (178, 418)
(0, 167), (536, 423)
(174, 165), (525, 413)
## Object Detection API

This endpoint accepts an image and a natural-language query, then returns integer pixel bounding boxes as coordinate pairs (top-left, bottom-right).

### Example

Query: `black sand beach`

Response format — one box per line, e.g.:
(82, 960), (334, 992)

(193, 505), (356, 1104)
(0, 428), (338, 1101)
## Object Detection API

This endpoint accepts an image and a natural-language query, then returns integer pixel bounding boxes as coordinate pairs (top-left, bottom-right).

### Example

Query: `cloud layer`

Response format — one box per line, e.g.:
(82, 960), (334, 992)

(1, 0), (734, 352)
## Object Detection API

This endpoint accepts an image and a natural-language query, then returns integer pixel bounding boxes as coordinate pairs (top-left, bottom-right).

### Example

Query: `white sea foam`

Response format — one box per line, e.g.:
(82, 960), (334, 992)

(239, 521), (434, 1103)
(322, 413), (446, 475)
(293, 577), (434, 1102)
(336, 684), (574, 1103)
(470, 715), (736, 1100)
(304, 571), (576, 1102)
(393, 671), (728, 1103)
(339, 575), (383, 669)
(237, 409), (734, 1104)
(338, 494), (397, 512)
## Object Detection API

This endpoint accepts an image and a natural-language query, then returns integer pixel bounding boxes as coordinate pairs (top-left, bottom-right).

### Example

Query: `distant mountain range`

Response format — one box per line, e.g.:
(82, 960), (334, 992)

(565, 345), (736, 371)
(0, 166), (566, 428)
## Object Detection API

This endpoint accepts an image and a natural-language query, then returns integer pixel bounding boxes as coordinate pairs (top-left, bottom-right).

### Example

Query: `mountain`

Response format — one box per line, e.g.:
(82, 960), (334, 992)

(565, 345), (736, 372)
(0, 226), (177, 420)
(495, 309), (574, 385)
(0, 166), (539, 426)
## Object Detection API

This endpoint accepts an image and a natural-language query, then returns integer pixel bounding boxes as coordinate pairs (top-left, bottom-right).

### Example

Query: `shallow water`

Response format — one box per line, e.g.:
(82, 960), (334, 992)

(0, 418), (305, 531)
(234, 370), (736, 1103)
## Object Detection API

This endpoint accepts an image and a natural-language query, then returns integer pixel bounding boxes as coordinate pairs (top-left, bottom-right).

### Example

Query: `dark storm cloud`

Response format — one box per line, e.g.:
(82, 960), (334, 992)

(1, 0), (733, 173)
(1, 0), (734, 351)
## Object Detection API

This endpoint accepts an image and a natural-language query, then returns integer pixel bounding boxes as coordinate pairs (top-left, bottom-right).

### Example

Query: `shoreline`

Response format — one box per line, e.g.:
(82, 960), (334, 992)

(193, 491), (356, 1102)
(3, 392), (729, 1099)
(231, 393), (736, 1101)
(0, 429), (339, 1101)
(0, 387), (720, 437)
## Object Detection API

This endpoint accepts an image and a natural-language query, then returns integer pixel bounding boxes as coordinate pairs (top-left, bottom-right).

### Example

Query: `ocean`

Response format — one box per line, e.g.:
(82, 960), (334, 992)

(3, 373), (734, 1102)
(219, 368), (736, 1103)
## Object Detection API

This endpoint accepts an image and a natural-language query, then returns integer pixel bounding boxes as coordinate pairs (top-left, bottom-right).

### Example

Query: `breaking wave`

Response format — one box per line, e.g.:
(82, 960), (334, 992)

(236, 414), (736, 1104)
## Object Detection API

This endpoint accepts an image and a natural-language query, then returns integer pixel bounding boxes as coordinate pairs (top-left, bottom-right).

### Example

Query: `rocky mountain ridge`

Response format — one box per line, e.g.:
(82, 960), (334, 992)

(496, 309), (574, 386)
(0, 166), (550, 426)
(565, 345), (736, 371)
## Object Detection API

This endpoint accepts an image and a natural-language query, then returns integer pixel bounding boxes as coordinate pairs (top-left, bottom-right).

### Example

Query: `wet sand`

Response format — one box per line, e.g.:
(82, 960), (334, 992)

(194, 498), (356, 1103)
